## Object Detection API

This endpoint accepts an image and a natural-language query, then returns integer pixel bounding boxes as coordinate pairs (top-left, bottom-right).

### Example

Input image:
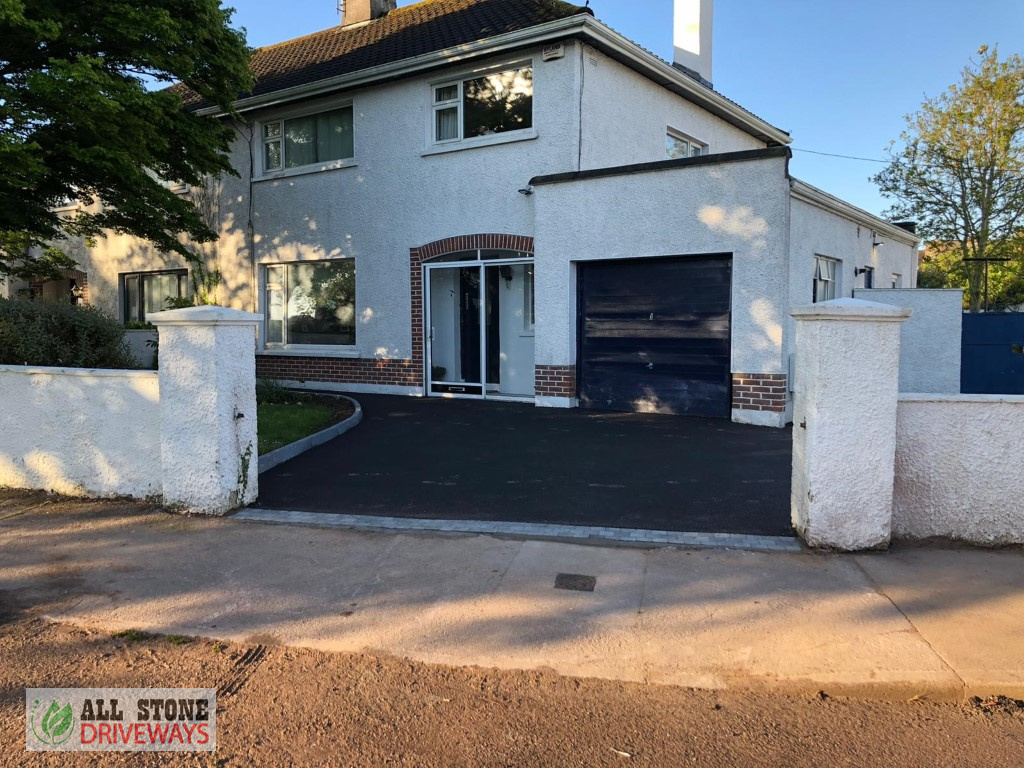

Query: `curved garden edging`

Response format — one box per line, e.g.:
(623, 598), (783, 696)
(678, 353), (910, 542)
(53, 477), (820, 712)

(257, 395), (362, 474)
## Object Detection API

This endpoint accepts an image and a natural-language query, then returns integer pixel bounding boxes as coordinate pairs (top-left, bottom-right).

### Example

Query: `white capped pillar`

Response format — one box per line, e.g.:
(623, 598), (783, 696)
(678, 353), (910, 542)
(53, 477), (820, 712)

(151, 306), (262, 515)
(790, 299), (911, 550)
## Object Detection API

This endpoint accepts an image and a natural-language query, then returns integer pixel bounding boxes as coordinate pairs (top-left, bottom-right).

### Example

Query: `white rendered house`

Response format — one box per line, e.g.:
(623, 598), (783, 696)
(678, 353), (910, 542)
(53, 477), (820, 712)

(35, 0), (919, 427)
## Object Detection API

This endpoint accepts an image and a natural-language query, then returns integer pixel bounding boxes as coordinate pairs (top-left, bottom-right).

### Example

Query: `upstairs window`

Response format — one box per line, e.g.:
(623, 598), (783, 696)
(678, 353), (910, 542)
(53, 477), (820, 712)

(432, 65), (534, 144)
(262, 105), (354, 173)
(666, 129), (706, 159)
(813, 256), (840, 303)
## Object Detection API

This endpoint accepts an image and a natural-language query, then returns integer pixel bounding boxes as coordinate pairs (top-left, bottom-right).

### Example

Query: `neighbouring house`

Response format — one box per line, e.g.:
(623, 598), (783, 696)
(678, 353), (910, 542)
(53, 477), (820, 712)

(19, 0), (919, 427)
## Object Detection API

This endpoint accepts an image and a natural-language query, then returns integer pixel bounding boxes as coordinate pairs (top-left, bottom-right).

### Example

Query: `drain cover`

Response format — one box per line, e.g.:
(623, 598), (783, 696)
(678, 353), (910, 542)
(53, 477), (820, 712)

(554, 573), (596, 592)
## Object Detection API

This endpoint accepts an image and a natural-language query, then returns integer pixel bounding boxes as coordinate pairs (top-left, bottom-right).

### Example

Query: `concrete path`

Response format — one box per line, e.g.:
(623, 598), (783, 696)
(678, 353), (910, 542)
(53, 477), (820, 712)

(2, 497), (1023, 700)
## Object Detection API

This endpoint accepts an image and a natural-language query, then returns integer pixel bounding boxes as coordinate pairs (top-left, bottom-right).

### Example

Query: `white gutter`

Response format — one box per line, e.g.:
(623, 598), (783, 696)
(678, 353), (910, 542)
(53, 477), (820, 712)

(790, 179), (919, 246)
(198, 12), (792, 147)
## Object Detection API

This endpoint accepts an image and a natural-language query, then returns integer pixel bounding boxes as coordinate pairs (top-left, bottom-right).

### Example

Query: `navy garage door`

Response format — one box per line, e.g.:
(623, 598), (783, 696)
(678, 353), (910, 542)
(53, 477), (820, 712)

(577, 255), (732, 417)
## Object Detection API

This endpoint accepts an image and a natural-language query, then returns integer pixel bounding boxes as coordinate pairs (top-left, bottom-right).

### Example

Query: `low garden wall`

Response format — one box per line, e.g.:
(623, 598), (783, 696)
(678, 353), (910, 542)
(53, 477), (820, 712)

(0, 306), (261, 514)
(0, 365), (161, 497)
(893, 394), (1024, 544)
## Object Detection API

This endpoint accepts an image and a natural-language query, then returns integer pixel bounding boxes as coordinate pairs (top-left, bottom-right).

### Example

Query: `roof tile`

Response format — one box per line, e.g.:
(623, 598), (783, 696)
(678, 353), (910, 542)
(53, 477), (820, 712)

(175, 0), (589, 107)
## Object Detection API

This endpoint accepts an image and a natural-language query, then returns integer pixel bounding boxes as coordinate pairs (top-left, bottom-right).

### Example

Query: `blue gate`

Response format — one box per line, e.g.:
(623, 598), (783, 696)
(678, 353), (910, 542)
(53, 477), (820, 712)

(961, 313), (1024, 394)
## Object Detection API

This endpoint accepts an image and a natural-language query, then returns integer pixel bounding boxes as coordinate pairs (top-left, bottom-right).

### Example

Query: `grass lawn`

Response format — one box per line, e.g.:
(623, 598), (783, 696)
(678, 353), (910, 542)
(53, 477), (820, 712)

(257, 402), (336, 455)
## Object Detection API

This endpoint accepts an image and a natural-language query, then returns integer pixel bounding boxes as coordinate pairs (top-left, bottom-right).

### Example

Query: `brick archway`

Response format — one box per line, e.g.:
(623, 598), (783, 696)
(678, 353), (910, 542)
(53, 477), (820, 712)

(409, 234), (535, 390)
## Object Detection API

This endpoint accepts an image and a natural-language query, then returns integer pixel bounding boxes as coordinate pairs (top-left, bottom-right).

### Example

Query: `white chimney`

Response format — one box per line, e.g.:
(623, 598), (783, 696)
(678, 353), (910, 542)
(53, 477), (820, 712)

(342, 0), (395, 26)
(673, 0), (713, 87)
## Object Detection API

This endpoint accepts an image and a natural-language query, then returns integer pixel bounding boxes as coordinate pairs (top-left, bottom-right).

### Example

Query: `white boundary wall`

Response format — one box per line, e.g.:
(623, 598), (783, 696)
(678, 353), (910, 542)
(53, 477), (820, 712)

(0, 366), (161, 497)
(894, 394), (1024, 544)
(0, 307), (261, 514)
(856, 289), (963, 393)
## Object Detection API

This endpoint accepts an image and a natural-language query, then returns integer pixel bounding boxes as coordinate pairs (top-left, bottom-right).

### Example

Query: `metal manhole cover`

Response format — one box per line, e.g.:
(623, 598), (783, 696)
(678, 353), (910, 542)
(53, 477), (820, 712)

(554, 573), (596, 592)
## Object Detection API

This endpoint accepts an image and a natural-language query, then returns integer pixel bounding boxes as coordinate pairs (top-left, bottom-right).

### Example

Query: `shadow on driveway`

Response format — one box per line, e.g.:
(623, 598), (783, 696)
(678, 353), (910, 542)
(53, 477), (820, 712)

(256, 394), (793, 536)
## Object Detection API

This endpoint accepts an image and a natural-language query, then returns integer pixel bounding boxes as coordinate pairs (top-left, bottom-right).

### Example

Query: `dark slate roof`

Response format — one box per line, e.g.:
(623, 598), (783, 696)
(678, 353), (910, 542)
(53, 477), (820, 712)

(174, 0), (590, 108)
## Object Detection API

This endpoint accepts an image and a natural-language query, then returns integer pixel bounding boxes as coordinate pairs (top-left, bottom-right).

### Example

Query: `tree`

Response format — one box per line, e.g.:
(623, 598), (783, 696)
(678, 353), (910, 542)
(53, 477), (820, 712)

(873, 46), (1024, 312)
(0, 0), (253, 280)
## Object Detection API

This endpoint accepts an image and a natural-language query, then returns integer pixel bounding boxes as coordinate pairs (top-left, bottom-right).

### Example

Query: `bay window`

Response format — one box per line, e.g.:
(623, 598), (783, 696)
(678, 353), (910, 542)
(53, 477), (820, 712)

(265, 259), (356, 347)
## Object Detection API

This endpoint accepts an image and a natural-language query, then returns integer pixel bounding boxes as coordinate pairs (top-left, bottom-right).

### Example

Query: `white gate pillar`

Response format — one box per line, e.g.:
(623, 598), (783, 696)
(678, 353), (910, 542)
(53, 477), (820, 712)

(151, 306), (262, 515)
(790, 299), (910, 550)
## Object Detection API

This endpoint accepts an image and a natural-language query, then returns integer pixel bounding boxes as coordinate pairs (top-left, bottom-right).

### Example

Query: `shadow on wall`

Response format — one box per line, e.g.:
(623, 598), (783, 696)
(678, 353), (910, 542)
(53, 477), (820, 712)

(0, 370), (161, 497)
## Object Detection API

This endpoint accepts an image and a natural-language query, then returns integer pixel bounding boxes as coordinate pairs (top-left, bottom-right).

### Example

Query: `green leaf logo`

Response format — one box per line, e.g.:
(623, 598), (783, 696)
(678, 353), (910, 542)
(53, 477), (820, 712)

(32, 700), (75, 746)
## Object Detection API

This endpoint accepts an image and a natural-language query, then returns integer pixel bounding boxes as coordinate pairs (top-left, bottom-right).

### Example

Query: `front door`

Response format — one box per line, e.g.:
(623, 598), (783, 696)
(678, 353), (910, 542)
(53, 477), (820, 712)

(426, 252), (535, 399)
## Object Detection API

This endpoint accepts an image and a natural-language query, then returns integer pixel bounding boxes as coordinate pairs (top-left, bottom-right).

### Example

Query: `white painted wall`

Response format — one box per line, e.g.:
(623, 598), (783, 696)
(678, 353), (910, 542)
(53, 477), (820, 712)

(533, 154), (792, 379)
(50, 39), (775, 368)
(856, 289), (963, 394)
(0, 307), (260, 514)
(894, 395), (1024, 544)
(579, 45), (764, 169)
(786, 195), (919, 364)
(227, 46), (581, 362)
(0, 365), (161, 497)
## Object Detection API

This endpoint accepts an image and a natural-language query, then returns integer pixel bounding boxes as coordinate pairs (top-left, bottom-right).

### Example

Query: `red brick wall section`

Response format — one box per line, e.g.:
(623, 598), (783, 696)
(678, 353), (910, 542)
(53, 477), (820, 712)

(535, 364), (576, 399)
(257, 234), (535, 389)
(731, 373), (788, 413)
(255, 354), (421, 387)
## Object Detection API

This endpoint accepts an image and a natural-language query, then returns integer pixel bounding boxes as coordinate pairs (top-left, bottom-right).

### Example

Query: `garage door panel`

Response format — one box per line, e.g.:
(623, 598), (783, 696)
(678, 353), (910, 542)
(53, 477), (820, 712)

(578, 255), (732, 417)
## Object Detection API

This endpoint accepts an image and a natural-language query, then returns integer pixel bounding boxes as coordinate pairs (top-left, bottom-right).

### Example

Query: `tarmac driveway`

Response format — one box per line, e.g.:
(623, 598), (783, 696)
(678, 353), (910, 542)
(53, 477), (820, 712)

(256, 394), (793, 536)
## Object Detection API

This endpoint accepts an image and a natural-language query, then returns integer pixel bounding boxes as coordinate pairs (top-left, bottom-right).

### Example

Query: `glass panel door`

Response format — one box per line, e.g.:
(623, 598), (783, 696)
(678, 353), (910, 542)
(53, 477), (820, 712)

(428, 265), (483, 395)
(486, 263), (535, 397)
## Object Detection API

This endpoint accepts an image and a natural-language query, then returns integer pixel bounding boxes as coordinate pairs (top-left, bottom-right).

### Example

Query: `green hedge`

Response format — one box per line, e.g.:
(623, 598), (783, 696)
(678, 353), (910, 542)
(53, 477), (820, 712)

(0, 299), (137, 369)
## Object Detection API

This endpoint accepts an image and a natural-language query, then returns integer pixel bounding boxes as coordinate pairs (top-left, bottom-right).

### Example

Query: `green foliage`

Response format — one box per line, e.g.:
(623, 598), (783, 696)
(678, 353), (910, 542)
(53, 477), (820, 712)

(0, 298), (137, 368)
(0, 0), (254, 277)
(257, 402), (334, 454)
(256, 378), (310, 405)
(920, 241), (1024, 310)
(873, 46), (1024, 312)
(112, 628), (152, 642)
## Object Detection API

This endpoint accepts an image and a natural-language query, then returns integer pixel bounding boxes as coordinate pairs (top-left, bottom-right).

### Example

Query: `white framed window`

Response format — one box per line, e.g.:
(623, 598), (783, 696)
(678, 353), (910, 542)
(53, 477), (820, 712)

(264, 259), (356, 347)
(891, 273), (902, 289)
(261, 105), (354, 174)
(431, 63), (534, 145)
(666, 129), (707, 159)
(813, 255), (840, 303)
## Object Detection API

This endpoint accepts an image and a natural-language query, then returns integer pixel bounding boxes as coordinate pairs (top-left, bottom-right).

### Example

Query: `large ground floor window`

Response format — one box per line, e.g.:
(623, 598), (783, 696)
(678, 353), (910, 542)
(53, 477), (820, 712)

(265, 259), (356, 347)
(121, 270), (188, 323)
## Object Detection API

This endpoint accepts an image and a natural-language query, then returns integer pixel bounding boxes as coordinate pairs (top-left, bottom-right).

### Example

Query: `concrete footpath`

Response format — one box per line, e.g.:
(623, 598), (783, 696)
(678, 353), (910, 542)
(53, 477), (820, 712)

(2, 494), (1023, 700)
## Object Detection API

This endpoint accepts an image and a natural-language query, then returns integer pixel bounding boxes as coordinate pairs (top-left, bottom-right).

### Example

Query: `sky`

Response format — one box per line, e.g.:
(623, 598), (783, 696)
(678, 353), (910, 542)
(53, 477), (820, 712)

(228, 0), (1024, 217)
